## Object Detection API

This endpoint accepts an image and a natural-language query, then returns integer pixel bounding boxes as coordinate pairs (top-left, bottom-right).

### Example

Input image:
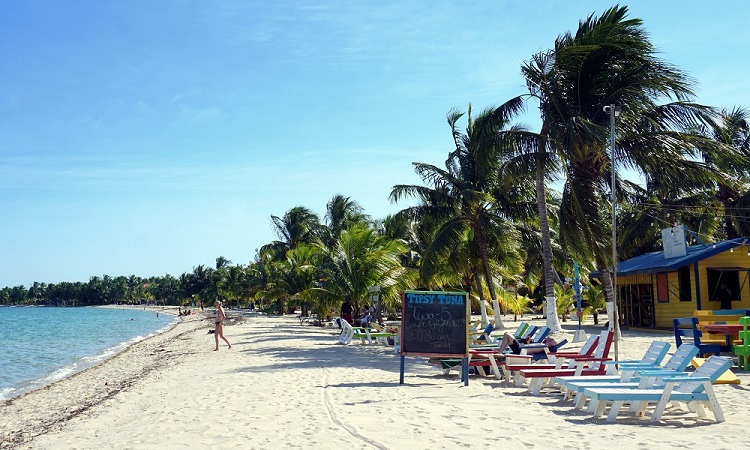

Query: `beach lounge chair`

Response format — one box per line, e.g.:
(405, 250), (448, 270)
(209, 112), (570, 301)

(564, 343), (700, 408)
(581, 355), (733, 423)
(732, 316), (750, 370)
(338, 320), (393, 345)
(499, 333), (600, 383)
(470, 323), (496, 345)
(673, 317), (721, 357)
(560, 342), (698, 405)
(515, 331), (614, 394)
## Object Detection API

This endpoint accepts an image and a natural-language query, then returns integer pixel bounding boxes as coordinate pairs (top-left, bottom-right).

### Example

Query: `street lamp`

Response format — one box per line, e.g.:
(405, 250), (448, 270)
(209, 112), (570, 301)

(604, 104), (621, 360)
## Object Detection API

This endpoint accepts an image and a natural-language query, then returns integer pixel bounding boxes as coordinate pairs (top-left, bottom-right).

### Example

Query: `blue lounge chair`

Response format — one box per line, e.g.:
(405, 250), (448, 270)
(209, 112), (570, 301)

(582, 355), (732, 422)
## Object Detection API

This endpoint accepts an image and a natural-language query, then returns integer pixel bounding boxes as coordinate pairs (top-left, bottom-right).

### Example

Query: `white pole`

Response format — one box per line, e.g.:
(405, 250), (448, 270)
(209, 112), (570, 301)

(608, 104), (621, 361)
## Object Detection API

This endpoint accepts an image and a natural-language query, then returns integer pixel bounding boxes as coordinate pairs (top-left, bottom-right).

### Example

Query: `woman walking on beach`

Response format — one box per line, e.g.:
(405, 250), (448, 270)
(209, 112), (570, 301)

(214, 301), (232, 351)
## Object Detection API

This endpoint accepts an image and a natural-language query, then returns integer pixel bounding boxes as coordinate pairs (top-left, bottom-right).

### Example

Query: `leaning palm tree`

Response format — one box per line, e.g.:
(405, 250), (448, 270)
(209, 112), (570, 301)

(391, 101), (527, 330)
(522, 5), (721, 339)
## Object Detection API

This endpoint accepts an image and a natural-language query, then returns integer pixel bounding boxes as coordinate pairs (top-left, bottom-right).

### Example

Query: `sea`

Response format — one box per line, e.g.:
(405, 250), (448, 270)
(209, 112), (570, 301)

(0, 306), (176, 401)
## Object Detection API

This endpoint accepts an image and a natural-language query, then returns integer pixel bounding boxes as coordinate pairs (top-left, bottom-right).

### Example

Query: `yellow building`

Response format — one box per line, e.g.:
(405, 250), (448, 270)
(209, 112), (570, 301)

(611, 238), (750, 329)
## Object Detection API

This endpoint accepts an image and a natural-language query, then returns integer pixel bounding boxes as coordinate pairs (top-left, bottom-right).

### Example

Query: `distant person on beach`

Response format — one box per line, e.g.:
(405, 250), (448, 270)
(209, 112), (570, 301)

(340, 300), (353, 324)
(360, 306), (372, 328)
(214, 301), (232, 351)
(718, 283), (733, 310)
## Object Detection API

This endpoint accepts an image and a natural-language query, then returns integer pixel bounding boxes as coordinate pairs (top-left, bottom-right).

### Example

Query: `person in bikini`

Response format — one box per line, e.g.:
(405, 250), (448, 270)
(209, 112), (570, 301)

(214, 300), (232, 351)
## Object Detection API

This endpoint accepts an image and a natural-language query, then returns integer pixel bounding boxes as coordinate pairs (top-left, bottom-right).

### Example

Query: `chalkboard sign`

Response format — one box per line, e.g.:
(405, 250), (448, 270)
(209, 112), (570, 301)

(400, 290), (468, 357)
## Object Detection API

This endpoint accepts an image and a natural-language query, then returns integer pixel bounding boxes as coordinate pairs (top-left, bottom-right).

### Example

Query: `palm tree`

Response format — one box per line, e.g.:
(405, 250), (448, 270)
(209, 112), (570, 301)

(700, 107), (750, 238)
(263, 206), (322, 259)
(323, 194), (369, 244)
(583, 284), (606, 325)
(312, 224), (411, 318)
(391, 101), (527, 330)
(261, 206), (323, 313)
(522, 5), (720, 336)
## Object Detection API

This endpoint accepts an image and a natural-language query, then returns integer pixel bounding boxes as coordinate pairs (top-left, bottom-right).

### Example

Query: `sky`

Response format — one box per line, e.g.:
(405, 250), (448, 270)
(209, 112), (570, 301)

(2, 1), (749, 288)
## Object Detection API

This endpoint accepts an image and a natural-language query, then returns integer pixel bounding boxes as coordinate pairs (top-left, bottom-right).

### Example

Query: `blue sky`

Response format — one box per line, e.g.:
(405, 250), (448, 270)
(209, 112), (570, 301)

(2, 1), (749, 287)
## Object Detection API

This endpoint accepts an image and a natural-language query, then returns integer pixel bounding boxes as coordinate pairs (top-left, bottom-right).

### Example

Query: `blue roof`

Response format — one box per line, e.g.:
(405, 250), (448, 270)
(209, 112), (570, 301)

(601, 238), (747, 277)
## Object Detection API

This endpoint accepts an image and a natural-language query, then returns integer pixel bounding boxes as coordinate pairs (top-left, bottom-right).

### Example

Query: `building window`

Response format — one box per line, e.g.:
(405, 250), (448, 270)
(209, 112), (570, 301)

(678, 267), (692, 302)
(706, 269), (740, 302)
(656, 273), (669, 303)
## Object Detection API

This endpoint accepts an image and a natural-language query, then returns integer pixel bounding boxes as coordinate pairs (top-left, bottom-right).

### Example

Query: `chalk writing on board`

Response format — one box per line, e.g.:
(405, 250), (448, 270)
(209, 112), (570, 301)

(401, 291), (467, 356)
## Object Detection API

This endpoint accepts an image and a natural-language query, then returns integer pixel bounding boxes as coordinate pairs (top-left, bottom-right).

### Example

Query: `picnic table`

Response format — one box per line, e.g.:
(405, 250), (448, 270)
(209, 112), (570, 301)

(703, 323), (745, 349)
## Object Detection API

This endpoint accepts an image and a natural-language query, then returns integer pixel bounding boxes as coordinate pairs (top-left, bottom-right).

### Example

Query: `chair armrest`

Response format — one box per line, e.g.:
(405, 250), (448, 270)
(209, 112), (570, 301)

(636, 369), (678, 377)
(662, 375), (709, 383)
(566, 356), (611, 362)
(602, 359), (642, 365)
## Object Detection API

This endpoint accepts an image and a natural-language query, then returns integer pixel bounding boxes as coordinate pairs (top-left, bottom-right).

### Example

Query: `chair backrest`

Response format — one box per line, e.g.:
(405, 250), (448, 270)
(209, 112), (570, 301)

(674, 317), (702, 346)
(576, 333), (600, 356)
(519, 325), (537, 340)
(530, 326), (551, 343)
(594, 330), (614, 359)
(676, 356), (733, 393)
(513, 322), (529, 338)
(663, 344), (700, 372)
(640, 341), (671, 365)
(738, 316), (750, 348)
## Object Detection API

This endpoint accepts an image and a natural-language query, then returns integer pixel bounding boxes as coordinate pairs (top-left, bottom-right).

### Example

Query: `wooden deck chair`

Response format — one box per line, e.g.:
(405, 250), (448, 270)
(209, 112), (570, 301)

(516, 331), (614, 394)
(512, 322), (530, 339)
(564, 344), (700, 408)
(566, 344), (698, 411)
(554, 341), (671, 399)
(499, 333), (600, 383)
(582, 355), (733, 423)
(338, 320), (392, 345)
(673, 317), (721, 357)
(732, 316), (750, 370)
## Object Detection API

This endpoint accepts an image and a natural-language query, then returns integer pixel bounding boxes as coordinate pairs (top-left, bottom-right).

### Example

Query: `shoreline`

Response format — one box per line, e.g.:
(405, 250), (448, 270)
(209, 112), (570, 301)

(2, 315), (749, 449)
(0, 310), (212, 448)
(0, 305), (181, 403)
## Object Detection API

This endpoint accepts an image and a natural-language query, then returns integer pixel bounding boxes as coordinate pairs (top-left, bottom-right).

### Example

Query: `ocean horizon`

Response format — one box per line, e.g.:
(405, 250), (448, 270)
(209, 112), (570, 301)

(0, 306), (176, 401)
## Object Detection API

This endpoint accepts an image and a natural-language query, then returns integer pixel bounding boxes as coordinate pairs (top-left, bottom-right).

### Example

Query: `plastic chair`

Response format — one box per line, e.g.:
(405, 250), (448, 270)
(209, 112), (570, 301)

(732, 316), (750, 370)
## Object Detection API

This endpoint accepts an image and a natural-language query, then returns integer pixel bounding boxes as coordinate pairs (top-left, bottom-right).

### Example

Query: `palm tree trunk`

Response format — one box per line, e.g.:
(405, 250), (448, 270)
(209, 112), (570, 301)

(473, 269), (489, 327)
(597, 260), (621, 343)
(535, 132), (562, 332)
(474, 224), (504, 329)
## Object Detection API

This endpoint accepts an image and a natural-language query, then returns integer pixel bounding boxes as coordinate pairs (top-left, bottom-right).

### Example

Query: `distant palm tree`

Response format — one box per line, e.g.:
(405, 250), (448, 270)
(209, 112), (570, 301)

(583, 284), (606, 325)
(312, 224), (411, 317)
(323, 194), (369, 243)
(263, 206), (322, 259)
(391, 101), (527, 329)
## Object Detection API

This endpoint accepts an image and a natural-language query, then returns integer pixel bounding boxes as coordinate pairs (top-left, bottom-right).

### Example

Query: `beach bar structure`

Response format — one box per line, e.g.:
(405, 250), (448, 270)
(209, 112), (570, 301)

(597, 236), (750, 329)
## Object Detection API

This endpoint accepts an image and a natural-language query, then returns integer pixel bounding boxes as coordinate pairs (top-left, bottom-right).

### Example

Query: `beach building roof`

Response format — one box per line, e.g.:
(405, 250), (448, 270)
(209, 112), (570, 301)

(595, 237), (748, 277)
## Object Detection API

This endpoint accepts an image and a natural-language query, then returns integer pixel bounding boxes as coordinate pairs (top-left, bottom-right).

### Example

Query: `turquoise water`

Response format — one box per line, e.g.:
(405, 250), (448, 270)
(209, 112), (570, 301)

(0, 306), (176, 401)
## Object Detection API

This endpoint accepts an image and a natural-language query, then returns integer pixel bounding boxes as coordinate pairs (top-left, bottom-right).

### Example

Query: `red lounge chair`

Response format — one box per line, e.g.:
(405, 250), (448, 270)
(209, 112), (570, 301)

(500, 332), (600, 383)
(516, 331), (615, 395)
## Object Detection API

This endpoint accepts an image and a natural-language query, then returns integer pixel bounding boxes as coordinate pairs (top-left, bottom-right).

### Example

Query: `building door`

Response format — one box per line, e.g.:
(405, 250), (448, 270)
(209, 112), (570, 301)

(619, 284), (654, 328)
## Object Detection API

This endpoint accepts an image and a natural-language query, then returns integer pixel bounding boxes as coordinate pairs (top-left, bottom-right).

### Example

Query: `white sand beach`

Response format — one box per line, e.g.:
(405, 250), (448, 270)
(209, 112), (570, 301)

(2, 311), (749, 450)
